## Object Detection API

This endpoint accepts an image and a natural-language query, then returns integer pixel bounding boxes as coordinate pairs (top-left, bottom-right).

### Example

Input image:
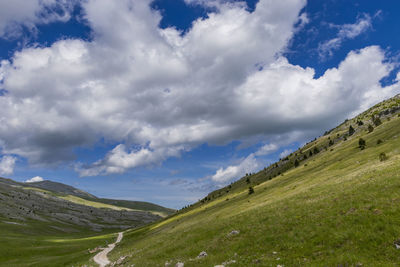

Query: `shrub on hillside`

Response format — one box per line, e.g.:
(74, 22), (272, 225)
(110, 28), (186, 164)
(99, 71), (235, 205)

(248, 186), (254, 195)
(368, 124), (374, 133)
(373, 116), (382, 127)
(357, 120), (364, 126)
(379, 152), (388, 161)
(377, 139), (383, 145)
(359, 138), (366, 150)
(349, 125), (355, 136)
(294, 159), (299, 167)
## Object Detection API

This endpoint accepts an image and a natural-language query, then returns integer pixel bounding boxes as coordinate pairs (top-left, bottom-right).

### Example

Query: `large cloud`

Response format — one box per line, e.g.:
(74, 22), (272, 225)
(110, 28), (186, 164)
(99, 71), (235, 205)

(0, 0), (399, 177)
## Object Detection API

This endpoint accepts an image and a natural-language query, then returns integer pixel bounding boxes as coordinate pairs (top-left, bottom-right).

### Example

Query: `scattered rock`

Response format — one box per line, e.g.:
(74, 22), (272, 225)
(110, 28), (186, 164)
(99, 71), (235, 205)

(116, 256), (127, 265)
(272, 251), (278, 255)
(88, 247), (102, 254)
(373, 209), (382, 215)
(228, 230), (240, 236)
(197, 251), (208, 258)
(110, 255), (128, 266)
(394, 239), (400, 249)
(175, 262), (184, 267)
(277, 265), (284, 267)
(165, 261), (171, 266)
(222, 259), (236, 265)
(214, 265), (225, 267)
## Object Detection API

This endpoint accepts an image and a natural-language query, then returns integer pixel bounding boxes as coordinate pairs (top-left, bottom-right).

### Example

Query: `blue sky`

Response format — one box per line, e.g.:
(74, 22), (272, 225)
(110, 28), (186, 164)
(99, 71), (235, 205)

(0, 0), (399, 209)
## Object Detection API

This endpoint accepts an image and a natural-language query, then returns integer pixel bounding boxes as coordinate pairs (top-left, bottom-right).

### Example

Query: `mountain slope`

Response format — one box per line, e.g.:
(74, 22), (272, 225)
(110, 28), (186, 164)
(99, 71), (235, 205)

(26, 180), (175, 217)
(107, 94), (400, 266)
(26, 180), (97, 199)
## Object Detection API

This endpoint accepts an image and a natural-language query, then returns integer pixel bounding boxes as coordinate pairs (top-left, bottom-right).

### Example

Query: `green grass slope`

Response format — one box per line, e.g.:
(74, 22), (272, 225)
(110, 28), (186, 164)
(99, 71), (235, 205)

(0, 219), (118, 266)
(106, 94), (400, 266)
(95, 198), (176, 217)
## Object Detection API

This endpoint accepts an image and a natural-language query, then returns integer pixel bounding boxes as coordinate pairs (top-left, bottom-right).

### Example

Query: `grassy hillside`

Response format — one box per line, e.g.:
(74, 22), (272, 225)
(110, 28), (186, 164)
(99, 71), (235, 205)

(105, 94), (400, 266)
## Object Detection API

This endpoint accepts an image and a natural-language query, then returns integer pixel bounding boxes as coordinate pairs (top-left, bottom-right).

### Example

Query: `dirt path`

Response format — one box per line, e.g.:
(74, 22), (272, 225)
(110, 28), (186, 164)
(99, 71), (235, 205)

(93, 232), (123, 267)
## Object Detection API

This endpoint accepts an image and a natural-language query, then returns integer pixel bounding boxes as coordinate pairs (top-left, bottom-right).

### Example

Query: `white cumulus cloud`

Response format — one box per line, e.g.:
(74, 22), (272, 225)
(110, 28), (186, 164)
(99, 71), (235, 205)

(25, 176), (44, 183)
(211, 154), (260, 183)
(0, 0), (399, 178)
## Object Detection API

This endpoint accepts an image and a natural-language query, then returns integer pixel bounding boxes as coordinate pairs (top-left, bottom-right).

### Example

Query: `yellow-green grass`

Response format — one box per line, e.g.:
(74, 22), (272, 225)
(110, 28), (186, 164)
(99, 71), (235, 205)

(23, 187), (169, 216)
(59, 195), (134, 211)
(0, 219), (118, 266)
(106, 114), (400, 266)
(23, 187), (132, 210)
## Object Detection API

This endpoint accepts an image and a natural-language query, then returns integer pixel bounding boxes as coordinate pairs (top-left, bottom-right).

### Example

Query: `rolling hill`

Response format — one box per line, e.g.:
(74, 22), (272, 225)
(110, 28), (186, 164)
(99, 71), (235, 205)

(103, 94), (400, 266)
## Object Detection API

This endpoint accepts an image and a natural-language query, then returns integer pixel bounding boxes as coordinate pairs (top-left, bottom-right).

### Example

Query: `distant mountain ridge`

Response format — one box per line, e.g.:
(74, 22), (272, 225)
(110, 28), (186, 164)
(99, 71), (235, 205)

(0, 176), (175, 232)
(26, 180), (97, 199)
(25, 179), (175, 216)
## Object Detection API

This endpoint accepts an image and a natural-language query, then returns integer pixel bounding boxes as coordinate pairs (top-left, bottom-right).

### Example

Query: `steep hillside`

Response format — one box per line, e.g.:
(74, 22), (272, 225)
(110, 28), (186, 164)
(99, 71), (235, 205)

(106, 94), (400, 266)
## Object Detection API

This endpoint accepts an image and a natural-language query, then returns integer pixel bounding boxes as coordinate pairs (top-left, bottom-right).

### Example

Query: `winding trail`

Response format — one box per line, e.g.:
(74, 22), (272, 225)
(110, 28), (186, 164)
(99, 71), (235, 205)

(94, 232), (124, 267)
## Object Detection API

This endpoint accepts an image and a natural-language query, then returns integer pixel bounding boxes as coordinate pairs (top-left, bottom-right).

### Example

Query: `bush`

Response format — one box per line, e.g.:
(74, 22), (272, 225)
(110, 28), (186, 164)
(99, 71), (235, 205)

(349, 125), (355, 136)
(357, 120), (364, 126)
(313, 147), (320, 154)
(373, 116), (382, 127)
(246, 177), (250, 184)
(248, 186), (254, 195)
(294, 159), (299, 167)
(368, 124), (374, 133)
(329, 140), (334, 146)
(379, 152), (388, 161)
(377, 139), (383, 145)
(359, 138), (366, 150)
